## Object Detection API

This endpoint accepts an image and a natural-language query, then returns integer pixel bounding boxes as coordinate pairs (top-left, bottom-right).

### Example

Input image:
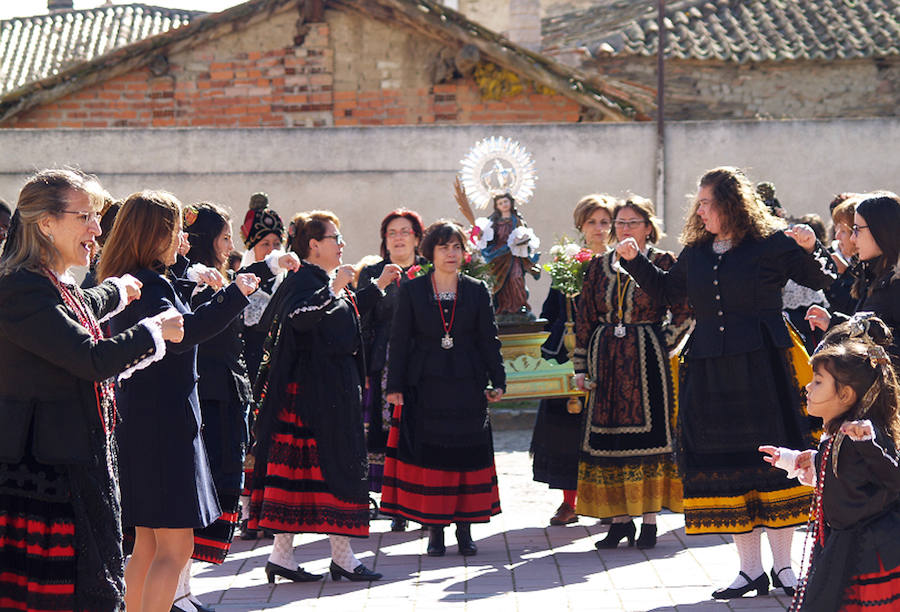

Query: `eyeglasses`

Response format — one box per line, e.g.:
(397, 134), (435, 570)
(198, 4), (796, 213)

(614, 219), (647, 229)
(320, 233), (344, 245)
(852, 224), (869, 236)
(60, 210), (102, 225)
(386, 228), (414, 238)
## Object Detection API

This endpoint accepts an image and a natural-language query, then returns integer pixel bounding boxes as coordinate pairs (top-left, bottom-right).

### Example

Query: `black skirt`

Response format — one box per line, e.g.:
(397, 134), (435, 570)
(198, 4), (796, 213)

(529, 398), (581, 490)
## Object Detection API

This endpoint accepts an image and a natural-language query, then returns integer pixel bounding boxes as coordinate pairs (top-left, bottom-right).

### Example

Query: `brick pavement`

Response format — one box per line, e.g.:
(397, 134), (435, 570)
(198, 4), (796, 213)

(191, 426), (804, 611)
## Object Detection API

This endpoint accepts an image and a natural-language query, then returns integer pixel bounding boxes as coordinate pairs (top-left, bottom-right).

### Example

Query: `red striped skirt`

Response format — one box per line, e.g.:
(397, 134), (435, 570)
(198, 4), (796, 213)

(248, 389), (369, 537)
(0, 494), (76, 611)
(843, 557), (900, 611)
(381, 404), (501, 525)
(192, 494), (239, 564)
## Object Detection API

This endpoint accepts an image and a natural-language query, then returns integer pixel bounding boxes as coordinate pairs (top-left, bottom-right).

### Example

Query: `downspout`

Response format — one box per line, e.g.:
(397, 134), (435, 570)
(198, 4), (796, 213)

(655, 0), (666, 231)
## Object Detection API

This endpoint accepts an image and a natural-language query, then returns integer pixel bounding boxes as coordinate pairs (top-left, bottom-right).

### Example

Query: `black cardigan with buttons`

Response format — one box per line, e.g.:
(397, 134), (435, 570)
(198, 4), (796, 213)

(622, 231), (837, 359)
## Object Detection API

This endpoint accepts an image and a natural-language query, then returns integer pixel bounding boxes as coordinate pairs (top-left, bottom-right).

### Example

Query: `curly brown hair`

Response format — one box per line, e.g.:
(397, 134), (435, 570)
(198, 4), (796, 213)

(680, 167), (785, 247)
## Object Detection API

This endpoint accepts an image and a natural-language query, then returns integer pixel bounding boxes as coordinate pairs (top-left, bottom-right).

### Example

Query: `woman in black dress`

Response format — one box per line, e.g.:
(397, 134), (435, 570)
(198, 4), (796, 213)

(359, 208), (427, 531)
(382, 220), (506, 557)
(100, 191), (259, 612)
(618, 166), (836, 599)
(0, 170), (183, 612)
(249, 211), (400, 582)
(530, 194), (615, 526)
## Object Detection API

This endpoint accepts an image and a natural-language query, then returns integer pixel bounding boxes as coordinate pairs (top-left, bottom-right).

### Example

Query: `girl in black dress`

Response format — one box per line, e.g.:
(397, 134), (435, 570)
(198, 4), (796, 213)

(382, 220), (506, 557)
(100, 191), (259, 612)
(359, 208), (427, 531)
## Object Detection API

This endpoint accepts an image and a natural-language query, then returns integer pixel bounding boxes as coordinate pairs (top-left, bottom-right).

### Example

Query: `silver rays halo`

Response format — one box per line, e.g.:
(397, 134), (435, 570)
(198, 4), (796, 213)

(459, 136), (537, 210)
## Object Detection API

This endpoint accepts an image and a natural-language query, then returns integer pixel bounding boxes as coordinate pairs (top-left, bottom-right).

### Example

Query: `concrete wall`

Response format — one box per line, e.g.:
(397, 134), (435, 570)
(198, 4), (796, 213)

(0, 118), (896, 308)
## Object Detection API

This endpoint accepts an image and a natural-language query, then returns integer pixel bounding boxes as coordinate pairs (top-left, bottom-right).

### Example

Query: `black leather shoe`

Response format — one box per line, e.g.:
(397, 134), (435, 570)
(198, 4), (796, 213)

(427, 525), (446, 556)
(712, 571), (769, 599)
(190, 599), (216, 612)
(329, 561), (382, 581)
(238, 519), (258, 541)
(595, 520), (635, 549)
(771, 567), (795, 596)
(636, 523), (657, 549)
(391, 517), (408, 532)
(455, 522), (477, 556)
(264, 562), (323, 584)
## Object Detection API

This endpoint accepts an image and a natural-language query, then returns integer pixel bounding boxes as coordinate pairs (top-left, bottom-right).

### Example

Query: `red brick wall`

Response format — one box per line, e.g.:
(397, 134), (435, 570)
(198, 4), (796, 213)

(7, 21), (583, 129)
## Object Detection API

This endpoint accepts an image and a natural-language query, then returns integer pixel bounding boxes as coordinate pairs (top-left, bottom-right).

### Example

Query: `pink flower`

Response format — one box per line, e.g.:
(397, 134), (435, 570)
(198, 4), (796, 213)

(465, 252), (472, 264)
(574, 249), (593, 263)
(406, 265), (421, 279)
(469, 226), (482, 244)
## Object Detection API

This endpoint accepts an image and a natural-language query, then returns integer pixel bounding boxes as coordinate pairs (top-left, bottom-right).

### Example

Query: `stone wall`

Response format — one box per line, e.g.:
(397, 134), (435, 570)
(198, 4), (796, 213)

(571, 55), (900, 120)
(4, 5), (585, 129)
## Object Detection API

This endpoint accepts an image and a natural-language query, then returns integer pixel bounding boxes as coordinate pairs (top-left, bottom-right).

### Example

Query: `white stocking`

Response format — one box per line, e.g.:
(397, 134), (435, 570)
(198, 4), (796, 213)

(171, 561), (196, 611)
(728, 528), (764, 588)
(239, 495), (251, 521)
(767, 527), (798, 587)
(268, 533), (297, 569)
(329, 535), (360, 572)
(641, 512), (657, 525)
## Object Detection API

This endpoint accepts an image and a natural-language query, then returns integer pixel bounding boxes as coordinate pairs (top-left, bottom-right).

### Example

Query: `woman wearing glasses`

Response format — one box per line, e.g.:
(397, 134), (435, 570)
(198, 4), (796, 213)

(573, 196), (692, 548)
(617, 167), (836, 599)
(808, 192), (900, 360)
(358, 209), (427, 531)
(248, 211), (400, 582)
(822, 194), (863, 317)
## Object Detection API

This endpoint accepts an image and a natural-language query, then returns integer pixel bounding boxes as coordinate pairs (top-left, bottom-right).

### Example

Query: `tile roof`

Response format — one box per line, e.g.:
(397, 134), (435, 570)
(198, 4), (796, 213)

(0, 4), (203, 94)
(542, 0), (900, 63)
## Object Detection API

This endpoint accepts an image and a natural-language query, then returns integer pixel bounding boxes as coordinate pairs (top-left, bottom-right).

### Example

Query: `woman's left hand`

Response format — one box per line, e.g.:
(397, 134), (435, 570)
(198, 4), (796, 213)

(177, 231), (190, 256)
(234, 273), (260, 297)
(485, 388), (504, 403)
(785, 224), (817, 253)
(119, 274), (143, 303)
(377, 264), (402, 290)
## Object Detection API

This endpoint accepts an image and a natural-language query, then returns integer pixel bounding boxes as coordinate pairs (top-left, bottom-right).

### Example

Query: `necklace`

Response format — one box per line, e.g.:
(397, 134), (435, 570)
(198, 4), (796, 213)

(614, 269), (631, 337)
(712, 237), (733, 254)
(431, 274), (458, 349)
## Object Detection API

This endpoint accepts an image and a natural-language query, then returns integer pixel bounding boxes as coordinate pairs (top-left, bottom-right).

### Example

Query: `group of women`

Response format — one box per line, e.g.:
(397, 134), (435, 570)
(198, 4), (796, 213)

(1, 164), (898, 611)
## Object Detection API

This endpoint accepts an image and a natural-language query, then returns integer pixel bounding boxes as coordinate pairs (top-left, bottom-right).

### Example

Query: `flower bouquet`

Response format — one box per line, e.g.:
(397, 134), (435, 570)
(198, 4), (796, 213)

(543, 237), (594, 298)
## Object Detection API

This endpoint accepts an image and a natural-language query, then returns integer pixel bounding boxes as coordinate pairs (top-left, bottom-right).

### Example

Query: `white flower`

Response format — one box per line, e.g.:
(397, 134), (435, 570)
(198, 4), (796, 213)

(508, 226), (539, 258)
(549, 244), (564, 258)
(563, 242), (581, 259)
(472, 217), (494, 250)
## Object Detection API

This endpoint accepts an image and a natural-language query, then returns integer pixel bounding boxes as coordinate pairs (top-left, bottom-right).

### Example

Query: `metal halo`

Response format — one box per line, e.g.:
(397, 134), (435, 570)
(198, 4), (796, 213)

(459, 136), (537, 210)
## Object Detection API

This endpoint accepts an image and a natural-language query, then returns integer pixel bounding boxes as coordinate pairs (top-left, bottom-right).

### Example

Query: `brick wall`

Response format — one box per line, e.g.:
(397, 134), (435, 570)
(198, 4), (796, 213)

(6, 6), (584, 129)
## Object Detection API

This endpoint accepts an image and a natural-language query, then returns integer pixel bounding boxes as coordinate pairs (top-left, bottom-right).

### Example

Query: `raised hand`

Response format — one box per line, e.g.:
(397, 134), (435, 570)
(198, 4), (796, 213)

(840, 419), (875, 441)
(377, 264), (402, 290)
(616, 237), (640, 261)
(785, 224), (816, 253)
(234, 273), (260, 296)
(278, 252), (301, 272)
(118, 274), (143, 303)
(805, 304), (831, 332)
(332, 264), (356, 295)
(156, 308), (184, 343)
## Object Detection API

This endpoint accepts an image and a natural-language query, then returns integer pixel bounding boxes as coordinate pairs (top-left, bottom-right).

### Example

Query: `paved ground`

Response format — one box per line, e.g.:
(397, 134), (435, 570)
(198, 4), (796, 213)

(192, 423), (807, 611)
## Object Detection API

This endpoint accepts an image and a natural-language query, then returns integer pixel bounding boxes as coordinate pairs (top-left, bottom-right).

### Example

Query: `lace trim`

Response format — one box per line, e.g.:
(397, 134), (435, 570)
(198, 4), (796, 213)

(118, 318), (166, 381)
(99, 276), (130, 323)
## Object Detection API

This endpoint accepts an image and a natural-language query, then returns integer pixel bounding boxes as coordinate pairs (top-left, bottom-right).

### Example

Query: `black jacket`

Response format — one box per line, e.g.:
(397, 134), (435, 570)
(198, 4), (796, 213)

(832, 261), (900, 360)
(623, 232), (836, 359)
(387, 273), (506, 393)
(0, 269), (156, 465)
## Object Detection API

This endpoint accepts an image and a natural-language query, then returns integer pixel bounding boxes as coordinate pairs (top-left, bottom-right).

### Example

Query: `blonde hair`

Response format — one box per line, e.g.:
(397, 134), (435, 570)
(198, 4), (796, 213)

(99, 190), (182, 280)
(0, 168), (107, 276)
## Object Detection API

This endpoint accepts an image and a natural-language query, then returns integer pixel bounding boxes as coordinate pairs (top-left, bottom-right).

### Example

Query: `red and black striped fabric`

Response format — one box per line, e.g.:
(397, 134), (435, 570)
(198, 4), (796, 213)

(381, 404), (501, 525)
(0, 494), (76, 611)
(192, 494), (239, 564)
(248, 385), (369, 537)
(843, 559), (900, 611)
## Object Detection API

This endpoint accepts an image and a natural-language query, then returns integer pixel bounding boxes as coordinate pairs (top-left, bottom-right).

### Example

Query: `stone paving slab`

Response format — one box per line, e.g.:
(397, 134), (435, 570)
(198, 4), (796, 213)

(191, 428), (803, 611)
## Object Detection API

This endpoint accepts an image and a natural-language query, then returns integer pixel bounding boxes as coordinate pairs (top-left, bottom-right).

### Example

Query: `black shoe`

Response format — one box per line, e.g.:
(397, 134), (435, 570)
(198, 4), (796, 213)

(264, 562), (323, 584)
(190, 599), (216, 612)
(455, 522), (478, 556)
(636, 523), (657, 549)
(771, 567), (796, 596)
(238, 519), (258, 541)
(712, 571), (769, 599)
(427, 525), (446, 556)
(599, 517), (613, 525)
(391, 517), (408, 532)
(261, 528), (275, 539)
(329, 561), (382, 581)
(595, 520), (636, 549)
(369, 496), (380, 520)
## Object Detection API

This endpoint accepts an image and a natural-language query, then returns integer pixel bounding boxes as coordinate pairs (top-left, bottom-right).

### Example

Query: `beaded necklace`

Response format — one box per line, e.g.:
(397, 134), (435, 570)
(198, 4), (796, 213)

(790, 435), (835, 611)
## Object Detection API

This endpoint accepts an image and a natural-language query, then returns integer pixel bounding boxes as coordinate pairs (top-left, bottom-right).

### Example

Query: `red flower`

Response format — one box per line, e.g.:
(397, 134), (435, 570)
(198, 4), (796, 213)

(406, 265), (421, 279)
(465, 252), (472, 264)
(469, 226), (482, 244)
(574, 249), (593, 263)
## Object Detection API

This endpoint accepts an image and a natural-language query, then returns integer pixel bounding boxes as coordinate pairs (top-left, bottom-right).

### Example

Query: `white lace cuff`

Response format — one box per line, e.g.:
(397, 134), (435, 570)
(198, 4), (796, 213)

(118, 318), (167, 381)
(186, 263), (212, 284)
(773, 447), (802, 478)
(100, 277), (131, 323)
(265, 250), (287, 275)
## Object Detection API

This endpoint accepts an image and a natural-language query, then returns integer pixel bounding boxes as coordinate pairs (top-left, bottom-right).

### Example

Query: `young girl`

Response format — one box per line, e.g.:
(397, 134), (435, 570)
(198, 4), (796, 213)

(760, 314), (900, 611)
